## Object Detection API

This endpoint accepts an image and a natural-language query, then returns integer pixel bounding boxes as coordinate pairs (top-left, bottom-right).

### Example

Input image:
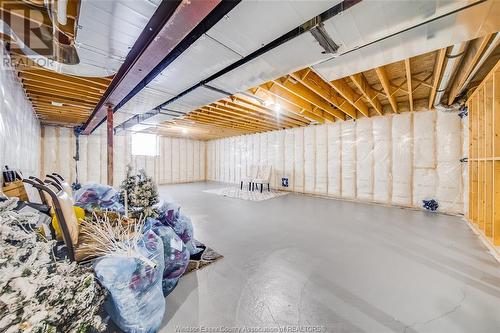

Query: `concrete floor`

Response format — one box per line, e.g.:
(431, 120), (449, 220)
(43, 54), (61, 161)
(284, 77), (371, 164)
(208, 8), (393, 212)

(151, 182), (499, 332)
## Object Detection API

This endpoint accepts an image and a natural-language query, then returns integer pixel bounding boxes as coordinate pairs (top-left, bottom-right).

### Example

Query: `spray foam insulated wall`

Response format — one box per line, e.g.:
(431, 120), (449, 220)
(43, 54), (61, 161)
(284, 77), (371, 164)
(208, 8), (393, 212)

(207, 110), (465, 214)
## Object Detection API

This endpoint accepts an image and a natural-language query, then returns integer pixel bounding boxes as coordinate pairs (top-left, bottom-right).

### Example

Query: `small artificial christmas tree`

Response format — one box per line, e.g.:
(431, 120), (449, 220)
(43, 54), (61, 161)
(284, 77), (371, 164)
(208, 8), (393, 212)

(120, 166), (159, 219)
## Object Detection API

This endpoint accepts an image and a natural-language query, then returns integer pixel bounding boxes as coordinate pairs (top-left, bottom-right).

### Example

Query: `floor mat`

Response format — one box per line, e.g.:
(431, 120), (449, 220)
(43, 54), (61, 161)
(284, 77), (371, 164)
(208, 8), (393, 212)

(203, 186), (289, 201)
(185, 239), (223, 274)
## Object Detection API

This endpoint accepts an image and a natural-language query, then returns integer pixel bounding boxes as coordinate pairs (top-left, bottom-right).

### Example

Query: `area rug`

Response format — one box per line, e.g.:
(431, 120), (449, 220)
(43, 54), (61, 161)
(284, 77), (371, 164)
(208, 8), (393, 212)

(203, 186), (289, 201)
(185, 239), (223, 274)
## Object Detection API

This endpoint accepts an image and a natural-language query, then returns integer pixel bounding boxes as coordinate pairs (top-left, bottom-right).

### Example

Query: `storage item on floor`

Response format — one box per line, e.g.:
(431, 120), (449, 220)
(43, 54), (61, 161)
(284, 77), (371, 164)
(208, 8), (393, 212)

(94, 229), (165, 333)
(74, 183), (124, 213)
(2, 180), (29, 201)
(144, 218), (190, 296)
(157, 201), (199, 256)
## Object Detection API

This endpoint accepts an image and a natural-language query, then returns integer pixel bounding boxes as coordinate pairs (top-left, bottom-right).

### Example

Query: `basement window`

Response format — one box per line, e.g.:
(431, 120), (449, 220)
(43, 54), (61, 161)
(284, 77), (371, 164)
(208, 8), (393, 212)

(131, 133), (159, 156)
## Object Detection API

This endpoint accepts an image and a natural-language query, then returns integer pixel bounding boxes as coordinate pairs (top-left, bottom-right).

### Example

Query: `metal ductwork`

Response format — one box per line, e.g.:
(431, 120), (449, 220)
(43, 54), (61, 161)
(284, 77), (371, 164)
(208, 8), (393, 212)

(433, 42), (468, 107)
(458, 32), (500, 97)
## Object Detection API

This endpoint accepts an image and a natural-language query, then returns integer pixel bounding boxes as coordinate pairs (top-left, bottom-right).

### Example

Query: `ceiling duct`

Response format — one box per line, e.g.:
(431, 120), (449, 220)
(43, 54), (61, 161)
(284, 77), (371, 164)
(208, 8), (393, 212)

(433, 42), (468, 107)
(310, 22), (339, 55)
(458, 32), (500, 97)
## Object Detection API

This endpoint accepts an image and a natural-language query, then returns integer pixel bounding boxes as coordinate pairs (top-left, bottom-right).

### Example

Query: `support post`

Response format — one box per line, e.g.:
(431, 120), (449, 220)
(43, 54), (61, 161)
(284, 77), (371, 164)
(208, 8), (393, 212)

(107, 105), (114, 186)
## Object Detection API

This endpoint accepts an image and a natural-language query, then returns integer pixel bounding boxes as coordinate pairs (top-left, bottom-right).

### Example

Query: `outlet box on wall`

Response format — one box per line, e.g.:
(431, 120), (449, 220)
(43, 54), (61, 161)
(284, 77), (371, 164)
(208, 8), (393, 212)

(281, 177), (289, 187)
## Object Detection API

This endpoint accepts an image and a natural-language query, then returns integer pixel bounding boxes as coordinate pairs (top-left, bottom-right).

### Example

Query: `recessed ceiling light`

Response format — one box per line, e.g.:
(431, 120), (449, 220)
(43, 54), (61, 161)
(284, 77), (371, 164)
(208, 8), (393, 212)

(51, 101), (63, 107)
(182, 128), (188, 134)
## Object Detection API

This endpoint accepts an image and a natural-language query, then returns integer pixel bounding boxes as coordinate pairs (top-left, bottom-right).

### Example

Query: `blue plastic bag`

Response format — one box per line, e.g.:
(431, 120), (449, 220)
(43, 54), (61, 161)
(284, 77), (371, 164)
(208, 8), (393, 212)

(144, 218), (189, 296)
(74, 183), (124, 213)
(94, 230), (165, 333)
(157, 201), (199, 255)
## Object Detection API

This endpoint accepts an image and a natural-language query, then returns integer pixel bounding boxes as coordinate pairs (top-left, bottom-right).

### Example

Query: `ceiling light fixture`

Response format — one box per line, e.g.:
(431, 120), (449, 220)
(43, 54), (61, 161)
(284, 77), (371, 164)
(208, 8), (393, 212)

(182, 128), (188, 134)
(274, 103), (281, 113)
(51, 101), (63, 107)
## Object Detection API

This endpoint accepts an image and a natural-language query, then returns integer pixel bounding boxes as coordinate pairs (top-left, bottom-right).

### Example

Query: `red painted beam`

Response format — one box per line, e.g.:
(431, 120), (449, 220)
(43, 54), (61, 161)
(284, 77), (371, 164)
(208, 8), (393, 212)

(82, 0), (221, 135)
(106, 105), (113, 186)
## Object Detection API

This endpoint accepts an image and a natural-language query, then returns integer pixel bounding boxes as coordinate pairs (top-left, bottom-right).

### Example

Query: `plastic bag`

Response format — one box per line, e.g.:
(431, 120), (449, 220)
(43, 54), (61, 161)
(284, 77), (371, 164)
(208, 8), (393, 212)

(93, 230), (165, 333)
(144, 218), (189, 296)
(157, 202), (199, 255)
(74, 183), (124, 213)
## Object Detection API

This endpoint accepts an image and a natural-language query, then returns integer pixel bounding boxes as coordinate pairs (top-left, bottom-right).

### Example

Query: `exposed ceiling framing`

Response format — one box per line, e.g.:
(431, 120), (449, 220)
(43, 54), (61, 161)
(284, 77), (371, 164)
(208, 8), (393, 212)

(136, 33), (499, 140)
(11, 54), (112, 125)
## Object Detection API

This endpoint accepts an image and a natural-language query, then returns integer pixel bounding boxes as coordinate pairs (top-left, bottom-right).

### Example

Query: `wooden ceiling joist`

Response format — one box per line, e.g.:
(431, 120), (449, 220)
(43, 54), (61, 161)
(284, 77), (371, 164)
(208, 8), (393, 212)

(405, 58), (414, 112)
(272, 78), (345, 121)
(329, 78), (369, 117)
(349, 73), (383, 115)
(289, 69), (357, 119)
(428, 48), (447, 109)
(248, 87), (324, 124)
(213, 101), (295, 129)
(191, 109), (273, 131)
(375, 66), (399, 113)
(232, 94), (311, 125)
(198, 106), (280, 131)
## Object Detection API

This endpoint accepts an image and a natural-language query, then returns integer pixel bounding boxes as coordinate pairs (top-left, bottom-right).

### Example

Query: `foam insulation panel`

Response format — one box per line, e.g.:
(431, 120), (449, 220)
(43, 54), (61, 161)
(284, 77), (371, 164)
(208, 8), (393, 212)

(436, 111), (463, 213)
(356, 118), (373, 201)
(275, 131), (285, 190)
(315, 125), (328, 195)
(372, 116), (391, 203)
(392, 113), (412, 206)
(327, 123), (341, 196)
(0, 43), (40, 185)
(284, 129), (295, 191)
(206, 1), (338, 57)
(209, 33), (331, 94)
(412, 111), (436, 207)
(313, 1), (500, 82)
(304, 126), (316, 193)
(341, 121), (356, 198)
(294, 127), (305, 193)
(413, 111), (436, 168)
(147, 34), (242, 96)
(207, 110), (464, 214)
(164, 86), (228, 114)
(42, 130), (207, 187)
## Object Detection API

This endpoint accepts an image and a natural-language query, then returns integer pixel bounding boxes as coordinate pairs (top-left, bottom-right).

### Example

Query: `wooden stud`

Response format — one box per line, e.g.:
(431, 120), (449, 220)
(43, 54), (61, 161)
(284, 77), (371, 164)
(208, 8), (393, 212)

(290, 69), (358, 119)
(428, 48), (447, 109)
(375, 66), (399, 113)
(405, 58), (414, 112)
(272, 79), (345, 120)
(329, 78), (370, 117)
(349, 73), (383, 115)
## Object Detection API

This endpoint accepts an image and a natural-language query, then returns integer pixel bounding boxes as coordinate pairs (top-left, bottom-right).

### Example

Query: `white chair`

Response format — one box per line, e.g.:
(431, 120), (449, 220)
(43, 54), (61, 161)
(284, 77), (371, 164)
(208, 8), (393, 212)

(241, 165), (259, 191)
(253, 165), (272, 193)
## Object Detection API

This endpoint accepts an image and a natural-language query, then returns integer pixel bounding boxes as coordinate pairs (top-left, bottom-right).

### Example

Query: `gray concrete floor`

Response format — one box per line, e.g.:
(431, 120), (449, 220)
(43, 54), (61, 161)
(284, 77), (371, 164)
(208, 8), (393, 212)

(152, 181), (500, 333)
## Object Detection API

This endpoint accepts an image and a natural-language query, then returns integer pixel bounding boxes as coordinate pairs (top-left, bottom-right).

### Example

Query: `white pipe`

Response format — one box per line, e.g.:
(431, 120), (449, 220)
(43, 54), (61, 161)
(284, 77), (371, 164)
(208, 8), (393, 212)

(57, 0), (68, 26)
(433, 42), (467, 106)
(459, 32), (500, 96)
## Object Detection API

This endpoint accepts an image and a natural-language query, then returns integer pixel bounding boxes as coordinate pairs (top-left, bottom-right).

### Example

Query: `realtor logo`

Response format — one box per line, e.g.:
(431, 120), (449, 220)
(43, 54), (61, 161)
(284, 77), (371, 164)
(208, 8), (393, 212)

(0, 1), (78, 67)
